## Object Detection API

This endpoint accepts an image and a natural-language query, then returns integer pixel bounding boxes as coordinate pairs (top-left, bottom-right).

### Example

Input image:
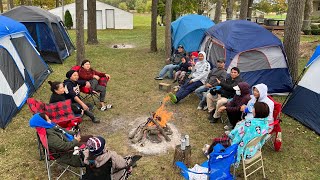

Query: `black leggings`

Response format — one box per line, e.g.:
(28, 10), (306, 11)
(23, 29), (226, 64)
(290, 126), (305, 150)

(227, 111), (243, 128)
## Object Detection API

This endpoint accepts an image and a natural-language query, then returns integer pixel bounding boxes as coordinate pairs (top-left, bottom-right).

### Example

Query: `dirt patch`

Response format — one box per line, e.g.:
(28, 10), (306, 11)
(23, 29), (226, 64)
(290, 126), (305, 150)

(128, 116), (181, 155)
(111, 44), (135, 49)
(299, 41), (320, 59)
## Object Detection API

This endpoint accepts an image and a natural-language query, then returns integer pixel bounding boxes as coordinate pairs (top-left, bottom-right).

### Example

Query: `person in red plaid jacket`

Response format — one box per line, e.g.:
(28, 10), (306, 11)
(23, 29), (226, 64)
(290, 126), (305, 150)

(64, 70), (100, 123)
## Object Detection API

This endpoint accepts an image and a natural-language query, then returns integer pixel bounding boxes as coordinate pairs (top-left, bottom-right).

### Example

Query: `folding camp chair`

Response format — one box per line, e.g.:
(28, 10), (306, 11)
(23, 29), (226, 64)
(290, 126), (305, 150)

(71, 65), (109, 106)
(175, 144), (238, 180)
(267, 96), (282, 151)
(241, 134), (268, 180)
(27, 98), (82, 129)
(35, 127), (84, 180)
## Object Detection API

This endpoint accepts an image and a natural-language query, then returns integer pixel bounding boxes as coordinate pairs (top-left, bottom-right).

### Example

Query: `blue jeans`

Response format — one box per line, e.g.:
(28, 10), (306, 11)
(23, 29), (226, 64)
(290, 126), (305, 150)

(195, 85), (209, 100)
(158, 64), (179, 79)
(176, 79), (203, 102)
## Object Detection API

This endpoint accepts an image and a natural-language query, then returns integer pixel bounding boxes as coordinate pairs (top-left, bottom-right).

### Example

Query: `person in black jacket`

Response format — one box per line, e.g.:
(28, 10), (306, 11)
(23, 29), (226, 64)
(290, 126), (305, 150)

(206, 67), (242, 123)
(173, 56), (191, 84)
(63, 70), (100, 123)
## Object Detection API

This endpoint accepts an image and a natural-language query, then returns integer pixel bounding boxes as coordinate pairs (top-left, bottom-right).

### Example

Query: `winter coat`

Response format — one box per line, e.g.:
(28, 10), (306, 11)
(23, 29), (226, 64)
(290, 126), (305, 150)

(63, 79), (86, 103)
(228, 117), (269, 163)
(205, 67), (227, 87)
(78, 67), (106, 81)
(226, 82), (251, 113)
(49, 93), (66, 103)
(177, 61), (191, 72)
(219, 75), (242, 99)
(83, 149), (129, 180)
(244, 83), (274, 124)
(191, 51), (210, 84)
(170, 50), (186, 65)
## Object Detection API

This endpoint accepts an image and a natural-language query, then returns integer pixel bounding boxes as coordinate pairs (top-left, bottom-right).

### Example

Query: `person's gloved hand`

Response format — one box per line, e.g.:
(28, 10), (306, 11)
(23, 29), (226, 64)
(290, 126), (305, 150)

(215, 86), (221, 90)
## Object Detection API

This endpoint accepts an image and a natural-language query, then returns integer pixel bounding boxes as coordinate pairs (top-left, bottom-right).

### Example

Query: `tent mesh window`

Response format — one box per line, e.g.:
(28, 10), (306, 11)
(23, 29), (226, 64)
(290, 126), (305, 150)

(51, 23), (66, 51)
(11, 36), (49, 89)
(59, 21), (75, 52)
(208, 39), (225, 67)
(0, 47), (25, 93)
(237, 50), (271, 72)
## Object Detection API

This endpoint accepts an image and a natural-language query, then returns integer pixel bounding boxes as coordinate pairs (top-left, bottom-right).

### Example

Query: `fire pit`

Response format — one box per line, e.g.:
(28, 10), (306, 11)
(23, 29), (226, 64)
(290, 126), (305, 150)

(128, 97), (181, 154)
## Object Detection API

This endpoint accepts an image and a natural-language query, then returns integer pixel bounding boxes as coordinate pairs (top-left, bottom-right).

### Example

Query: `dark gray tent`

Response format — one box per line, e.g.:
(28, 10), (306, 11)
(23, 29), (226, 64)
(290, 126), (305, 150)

(3, 6), (75, 63)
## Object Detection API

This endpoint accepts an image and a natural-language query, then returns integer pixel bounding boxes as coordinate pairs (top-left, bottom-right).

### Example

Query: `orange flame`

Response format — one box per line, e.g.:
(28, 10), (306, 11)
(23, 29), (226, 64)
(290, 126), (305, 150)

(148, 96), (173, 127)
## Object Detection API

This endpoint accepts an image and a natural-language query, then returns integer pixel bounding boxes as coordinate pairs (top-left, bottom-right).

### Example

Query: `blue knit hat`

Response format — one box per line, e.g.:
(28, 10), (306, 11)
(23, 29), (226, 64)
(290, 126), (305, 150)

(86, 136), (105, 155)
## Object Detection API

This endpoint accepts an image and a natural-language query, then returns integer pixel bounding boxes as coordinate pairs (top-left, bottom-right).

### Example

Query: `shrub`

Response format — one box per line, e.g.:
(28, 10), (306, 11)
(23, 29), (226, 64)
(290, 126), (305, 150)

(119, 2), (128, 11)
(64, 10), (73, 29)
(310, 24), (319, 29)
(311, 29), (320, 35)
(303, 30), (312, 35)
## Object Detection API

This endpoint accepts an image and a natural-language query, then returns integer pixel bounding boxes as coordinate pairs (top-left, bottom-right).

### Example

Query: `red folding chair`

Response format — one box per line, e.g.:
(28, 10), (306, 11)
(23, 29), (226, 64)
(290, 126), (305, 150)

(71, 65), (109, 105)
(27, 98), (82, 129)
(35, 127), (84, 180)
(267, 96), (282, 151)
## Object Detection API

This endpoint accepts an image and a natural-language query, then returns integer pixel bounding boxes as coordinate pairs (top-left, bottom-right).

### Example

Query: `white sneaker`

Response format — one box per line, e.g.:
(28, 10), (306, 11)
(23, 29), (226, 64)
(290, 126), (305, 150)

(224, 125), (232, 130)
(203, 106), (208, 111)
(197, 106), (203, 110)
(224, 131), (230, 135)
(101, 106), (107, 111)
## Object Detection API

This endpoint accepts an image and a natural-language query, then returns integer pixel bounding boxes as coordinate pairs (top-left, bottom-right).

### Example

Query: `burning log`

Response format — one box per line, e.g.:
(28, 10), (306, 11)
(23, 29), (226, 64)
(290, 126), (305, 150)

(149, 116), (171, 142)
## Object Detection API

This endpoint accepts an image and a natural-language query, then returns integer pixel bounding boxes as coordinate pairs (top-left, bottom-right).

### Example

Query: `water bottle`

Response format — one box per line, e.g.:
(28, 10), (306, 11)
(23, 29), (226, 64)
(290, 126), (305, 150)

(185, 135), (190, 147)
(181, 138), (186, 150)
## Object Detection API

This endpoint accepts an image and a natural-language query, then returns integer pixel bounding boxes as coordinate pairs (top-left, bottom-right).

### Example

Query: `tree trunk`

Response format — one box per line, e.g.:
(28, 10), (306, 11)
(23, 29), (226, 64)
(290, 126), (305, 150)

(239, 0), (248, 20)
(302, 0), (313, 30)
(56, 0), (59, 7)
(165, 0), (172, 59)
(87, 0), (98, 44)
(0, 0), (3, 13)
(20, 0), (25, 5)
(247, 0), (253, 19)
(9, 0), (14, 9)
(151, 0), (158, 52)
(284, 0), (305, 82)
(214, 0), (222, 24)
(76, 0), (85, 65)
(226, 0), (233, 20)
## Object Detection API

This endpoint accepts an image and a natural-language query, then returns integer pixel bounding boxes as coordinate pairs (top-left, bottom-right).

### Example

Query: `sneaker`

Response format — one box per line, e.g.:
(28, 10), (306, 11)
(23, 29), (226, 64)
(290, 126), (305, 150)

(92, 118), (100, 123)
(173, 79), (177, 83)
(197, 106), (203, 110)
(224, 125), (232, 130)
(101, 106), (107, 111)
(168, 92), (177, 104)
(203, 106), (208, 111)
(224, 131), (230, 136)
(154, 76), (163, 80)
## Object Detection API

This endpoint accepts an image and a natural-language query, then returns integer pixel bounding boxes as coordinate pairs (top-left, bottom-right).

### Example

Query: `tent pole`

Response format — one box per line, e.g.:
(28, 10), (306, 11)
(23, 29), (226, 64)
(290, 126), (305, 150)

(282, 68), (307, 107)
(61, 0), (64, 22)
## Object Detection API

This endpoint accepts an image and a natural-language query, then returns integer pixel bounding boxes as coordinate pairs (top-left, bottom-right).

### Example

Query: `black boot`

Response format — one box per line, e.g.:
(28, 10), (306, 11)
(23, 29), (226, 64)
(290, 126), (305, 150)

(84, 110), (100, 123)
(208, 110), (215, 123)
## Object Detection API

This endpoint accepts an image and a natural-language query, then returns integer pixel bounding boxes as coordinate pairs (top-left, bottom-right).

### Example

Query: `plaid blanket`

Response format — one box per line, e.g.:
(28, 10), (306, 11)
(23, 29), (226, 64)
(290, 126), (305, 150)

(27, 98), (82, 128)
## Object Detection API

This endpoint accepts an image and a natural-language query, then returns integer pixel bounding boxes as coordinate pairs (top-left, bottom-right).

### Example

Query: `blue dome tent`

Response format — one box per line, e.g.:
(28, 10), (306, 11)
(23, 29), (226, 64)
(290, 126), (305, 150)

(200, 20), (293, 94)
(0, 16), (50, 128)
(283, 45), (320, 135)
(171, 14), (214, 52)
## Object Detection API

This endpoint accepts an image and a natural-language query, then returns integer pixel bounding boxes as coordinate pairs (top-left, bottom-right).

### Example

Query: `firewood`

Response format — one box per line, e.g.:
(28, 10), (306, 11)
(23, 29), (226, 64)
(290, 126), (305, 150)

(149, 118), (171, 142)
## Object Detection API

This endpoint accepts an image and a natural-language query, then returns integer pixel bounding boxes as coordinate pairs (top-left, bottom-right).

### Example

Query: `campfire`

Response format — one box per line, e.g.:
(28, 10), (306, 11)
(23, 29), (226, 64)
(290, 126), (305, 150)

(129, 96), (173, 146)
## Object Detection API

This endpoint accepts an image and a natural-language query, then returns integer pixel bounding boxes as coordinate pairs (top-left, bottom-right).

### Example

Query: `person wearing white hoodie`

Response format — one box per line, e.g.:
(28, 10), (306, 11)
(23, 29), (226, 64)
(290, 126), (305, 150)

(169, 51), (210, 104)
(240, 83), (274, 126)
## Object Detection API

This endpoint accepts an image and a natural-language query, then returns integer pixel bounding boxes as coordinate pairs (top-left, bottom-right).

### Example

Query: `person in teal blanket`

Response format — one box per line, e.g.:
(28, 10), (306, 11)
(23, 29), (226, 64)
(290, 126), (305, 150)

(205, 102), (269, 165)
(228, 101), (269, 164)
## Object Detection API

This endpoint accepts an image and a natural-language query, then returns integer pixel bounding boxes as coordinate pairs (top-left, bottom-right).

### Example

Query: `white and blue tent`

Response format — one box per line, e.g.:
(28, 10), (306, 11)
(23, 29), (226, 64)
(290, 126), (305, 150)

(283, 45), (320, 135)
(0, 16), (50, 129)
(200, 20), (293, 94)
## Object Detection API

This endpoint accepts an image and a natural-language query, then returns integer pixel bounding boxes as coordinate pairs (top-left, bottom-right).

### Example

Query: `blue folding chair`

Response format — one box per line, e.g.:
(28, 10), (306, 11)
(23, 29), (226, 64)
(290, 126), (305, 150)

(175, 144), (238, 180)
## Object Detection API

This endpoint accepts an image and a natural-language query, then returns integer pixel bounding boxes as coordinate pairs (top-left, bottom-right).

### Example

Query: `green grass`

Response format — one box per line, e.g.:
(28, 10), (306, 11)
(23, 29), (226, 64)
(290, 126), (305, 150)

(0, 13), (320, 179)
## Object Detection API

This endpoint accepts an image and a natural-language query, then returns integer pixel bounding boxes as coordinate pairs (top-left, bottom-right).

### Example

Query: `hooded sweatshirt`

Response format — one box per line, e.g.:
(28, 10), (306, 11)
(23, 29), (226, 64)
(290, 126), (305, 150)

(244, 83), (274, 124)
(191, 51), (210, 84)
(226, 82), (251, 113)
(63, 79), (86, 103)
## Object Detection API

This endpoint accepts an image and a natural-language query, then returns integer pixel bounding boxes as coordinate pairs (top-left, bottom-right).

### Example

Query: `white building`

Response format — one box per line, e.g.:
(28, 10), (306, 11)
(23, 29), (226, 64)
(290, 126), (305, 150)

(49, 0), (133, 29)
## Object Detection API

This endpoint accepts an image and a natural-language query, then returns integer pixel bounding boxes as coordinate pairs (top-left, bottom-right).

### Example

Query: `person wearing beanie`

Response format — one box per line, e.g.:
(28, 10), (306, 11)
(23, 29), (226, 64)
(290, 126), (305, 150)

(29, 113), (92, 167)
(155, 45), (186, 80)
(82, 136), (142, 180)
(168, 51), (210, 104)
(64, 70), (100, 123)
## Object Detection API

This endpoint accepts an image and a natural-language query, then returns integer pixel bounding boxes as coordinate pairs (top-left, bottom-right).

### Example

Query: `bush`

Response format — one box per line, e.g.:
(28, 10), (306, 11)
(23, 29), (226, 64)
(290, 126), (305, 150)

(310, 24), (319, 29)
(311, 29), (320, 35)
(119, 2), (128, 11)
(303, 30), (312, 35)
(64, 10), (73, 29)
